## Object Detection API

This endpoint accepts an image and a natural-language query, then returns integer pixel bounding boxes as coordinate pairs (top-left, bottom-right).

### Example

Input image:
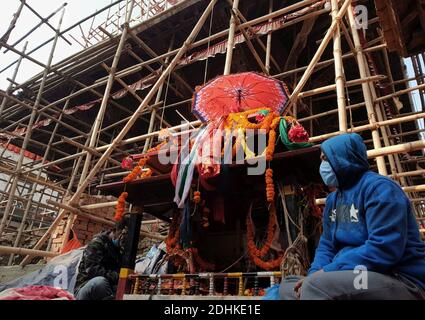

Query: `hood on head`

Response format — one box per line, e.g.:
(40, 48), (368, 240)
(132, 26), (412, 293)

(321, 133), (369, 189)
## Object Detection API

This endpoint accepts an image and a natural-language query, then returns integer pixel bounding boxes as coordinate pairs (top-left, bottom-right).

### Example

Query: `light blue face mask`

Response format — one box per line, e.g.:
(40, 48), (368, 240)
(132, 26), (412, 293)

(320, 160), (339, 187)
(112, 239), (120, 247)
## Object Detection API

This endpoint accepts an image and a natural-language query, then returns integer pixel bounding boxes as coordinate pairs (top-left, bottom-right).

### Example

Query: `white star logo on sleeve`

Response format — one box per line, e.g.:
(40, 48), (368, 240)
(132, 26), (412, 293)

(330, 209), (337, 222)
(350, 204), (359, 223)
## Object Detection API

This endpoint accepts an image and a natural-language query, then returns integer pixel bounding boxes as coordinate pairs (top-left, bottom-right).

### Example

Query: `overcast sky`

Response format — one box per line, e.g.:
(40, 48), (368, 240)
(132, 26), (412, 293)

(0, 0), (114, 90)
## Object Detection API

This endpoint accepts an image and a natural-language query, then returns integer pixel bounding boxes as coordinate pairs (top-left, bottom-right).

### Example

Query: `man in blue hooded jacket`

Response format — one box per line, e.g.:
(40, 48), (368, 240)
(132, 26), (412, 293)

(280, 133), (425, 300)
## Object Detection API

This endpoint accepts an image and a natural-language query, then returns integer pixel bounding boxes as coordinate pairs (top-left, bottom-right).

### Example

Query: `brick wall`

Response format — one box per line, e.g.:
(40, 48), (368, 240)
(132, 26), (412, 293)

(50, 194), (117, 253)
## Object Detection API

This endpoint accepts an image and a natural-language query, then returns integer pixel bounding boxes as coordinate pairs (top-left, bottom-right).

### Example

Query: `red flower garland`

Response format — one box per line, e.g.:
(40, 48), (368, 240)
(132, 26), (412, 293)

(288, 124), (309, 143)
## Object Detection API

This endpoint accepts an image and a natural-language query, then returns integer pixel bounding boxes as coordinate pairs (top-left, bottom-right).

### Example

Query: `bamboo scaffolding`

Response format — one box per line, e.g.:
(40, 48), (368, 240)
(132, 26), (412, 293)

(142, 35), (175, 153)
(93, 0), (322, 85)
(78, 1), (134, 190)
(47, 200), (166, 241)
(2, 0), (328, 134)
(7, 95), (73, 265)
(4, 3), (70, 54)
(286, 0), (352, 110)
(346, 6), (386, 175)
(0, 10), (66, 239)
(20, 0), (219, 267)
(0, 0), (127, 75)
(298, 75), (385, 98)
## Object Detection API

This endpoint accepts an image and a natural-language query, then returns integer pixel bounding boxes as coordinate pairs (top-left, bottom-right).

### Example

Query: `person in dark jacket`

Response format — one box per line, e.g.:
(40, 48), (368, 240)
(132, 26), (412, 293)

(280, 133), (425, 300)
(74, 215), (129, 300)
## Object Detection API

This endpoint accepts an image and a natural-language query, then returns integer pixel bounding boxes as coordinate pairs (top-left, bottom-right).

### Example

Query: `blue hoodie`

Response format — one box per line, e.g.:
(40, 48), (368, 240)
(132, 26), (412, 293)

(309, 133), (425, 289)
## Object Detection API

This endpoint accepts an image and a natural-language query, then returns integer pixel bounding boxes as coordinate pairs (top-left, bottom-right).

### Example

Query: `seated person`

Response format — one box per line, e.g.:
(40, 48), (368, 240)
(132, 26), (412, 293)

(74, 215), (129, 300)
(280, 133), (425, 300)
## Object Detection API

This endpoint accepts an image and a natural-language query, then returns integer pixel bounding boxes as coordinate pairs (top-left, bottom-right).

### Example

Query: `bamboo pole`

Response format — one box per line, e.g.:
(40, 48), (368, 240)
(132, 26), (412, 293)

(0, 245), (58, 258)
(376, 83), (425, 104)
(224, 0), (240, 75)
(316, 182), (425, 206)
(20, 0), (219, 267)
(265, 0), (274, 74)
(390, 169), (425, 179)
(411, 56), (425, 110)
(46, 200), (115, 227)
(299, 75), (385, 98)
(0, 9), (65, 238)
(81, 201), (119, 210)
(367, 140), (425, 159)
(309, 112), (425, 142)
(347, 6), (386, 175)
(0, 0), (26, 50)
(0, 42), (28, 117)
(78, 1), (135, 189)
(365, 71), (402, 184)
(331, 0), (347, 132)
(411, 198), (425, 203)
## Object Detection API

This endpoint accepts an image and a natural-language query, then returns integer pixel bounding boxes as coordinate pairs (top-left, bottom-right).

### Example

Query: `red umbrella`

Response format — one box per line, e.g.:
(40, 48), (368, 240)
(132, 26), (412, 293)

(192, 72), (290, 122)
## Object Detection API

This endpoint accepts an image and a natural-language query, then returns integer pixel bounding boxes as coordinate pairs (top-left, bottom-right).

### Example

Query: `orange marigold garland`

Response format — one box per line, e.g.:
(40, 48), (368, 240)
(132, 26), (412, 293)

(140, 168), (153, 179)
(250, 254), (284, 271)
(114, 192), (128, 222)
(247, 204), (277, 257)
(123, 157), (148, 183)
(265, 168), (275, 202)
(246, 204), (283, 270)
(193, 191), (201, 204)
(122, 141), (167, 183)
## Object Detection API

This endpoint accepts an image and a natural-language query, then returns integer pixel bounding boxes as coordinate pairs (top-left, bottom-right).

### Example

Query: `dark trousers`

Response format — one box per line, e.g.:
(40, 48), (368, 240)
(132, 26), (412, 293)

(280, 270), (425, 300)
(75, 276), (115, 300)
